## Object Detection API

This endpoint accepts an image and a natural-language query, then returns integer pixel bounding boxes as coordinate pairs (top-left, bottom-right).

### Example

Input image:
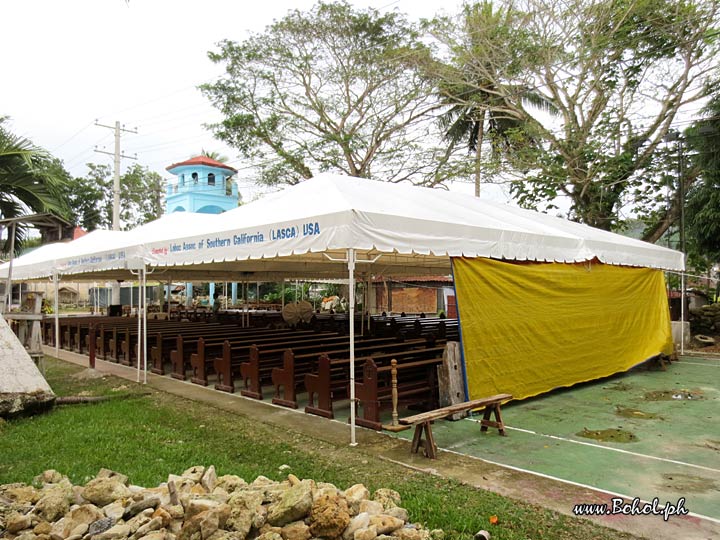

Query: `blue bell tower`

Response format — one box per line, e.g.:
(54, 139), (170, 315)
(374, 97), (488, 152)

(165, 156), (239, 306)
(165, 156), (238, 214)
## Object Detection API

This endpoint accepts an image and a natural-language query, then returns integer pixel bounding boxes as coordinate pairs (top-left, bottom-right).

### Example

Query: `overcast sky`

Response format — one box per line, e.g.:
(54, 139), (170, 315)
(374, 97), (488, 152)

(2, 0), (503, 202)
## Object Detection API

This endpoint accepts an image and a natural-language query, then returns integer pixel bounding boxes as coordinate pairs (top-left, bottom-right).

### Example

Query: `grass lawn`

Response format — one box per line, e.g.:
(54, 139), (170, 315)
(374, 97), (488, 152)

(0, 357), (640, 540)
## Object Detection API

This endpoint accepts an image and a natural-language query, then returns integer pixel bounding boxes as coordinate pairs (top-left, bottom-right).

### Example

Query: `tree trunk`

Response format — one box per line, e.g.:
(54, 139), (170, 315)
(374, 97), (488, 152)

(474, 111), (486, 198)
(642, 207), (678, 244)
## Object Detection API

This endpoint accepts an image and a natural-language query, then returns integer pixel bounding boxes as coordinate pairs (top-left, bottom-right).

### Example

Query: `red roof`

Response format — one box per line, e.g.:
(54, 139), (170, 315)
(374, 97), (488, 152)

(166, 156), (237, 174)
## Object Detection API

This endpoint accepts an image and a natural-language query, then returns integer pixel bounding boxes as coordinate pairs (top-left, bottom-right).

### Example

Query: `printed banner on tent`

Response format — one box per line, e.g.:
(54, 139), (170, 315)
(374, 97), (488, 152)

(452, 257), (674, 401)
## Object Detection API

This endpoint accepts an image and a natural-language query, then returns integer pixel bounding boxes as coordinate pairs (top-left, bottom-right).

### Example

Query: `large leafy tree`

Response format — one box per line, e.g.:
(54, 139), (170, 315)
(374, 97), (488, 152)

(426, 0), (719, 232)
(119, 164), (164, 229)
(61, 163), (164, 231)
(201, 1), (440, 186)
(685, 94), (720, 265)
(0, 117), (67, 252)
(59, 164), (112, 231)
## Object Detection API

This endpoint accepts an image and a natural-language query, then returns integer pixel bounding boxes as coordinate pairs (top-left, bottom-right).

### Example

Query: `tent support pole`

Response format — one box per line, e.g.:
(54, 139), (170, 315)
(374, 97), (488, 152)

(367, 277), (371, 332)
(53, 272), (59, 358)
(281, 280), (285, 310)
(680, 272), (685, 355)
(138, 269), (143, 383)
(321, 251), (381, 447)
(4, 222), (16, 311)
(360, 274), (365, 337)
(348, 248), (357, 446)
(130, 266), (146, 383)
(143, 267), (148, 384)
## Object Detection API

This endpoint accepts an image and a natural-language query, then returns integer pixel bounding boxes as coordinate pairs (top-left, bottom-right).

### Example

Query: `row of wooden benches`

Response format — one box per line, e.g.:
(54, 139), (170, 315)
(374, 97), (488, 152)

(43, 313), (458, 363)
(44, 317), (446, 430)
(155, 328), (445, 431)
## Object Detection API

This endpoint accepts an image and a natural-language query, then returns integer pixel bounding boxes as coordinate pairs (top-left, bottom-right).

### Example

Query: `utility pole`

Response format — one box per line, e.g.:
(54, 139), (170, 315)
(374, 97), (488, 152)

(663, 129), (686, 254)
(95, 121), (137, 307)
(95, 121), (137, 231)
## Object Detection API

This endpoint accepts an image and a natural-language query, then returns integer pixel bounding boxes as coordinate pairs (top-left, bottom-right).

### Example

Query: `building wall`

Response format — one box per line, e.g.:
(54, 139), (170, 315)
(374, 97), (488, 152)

(375, 282), (443, 315)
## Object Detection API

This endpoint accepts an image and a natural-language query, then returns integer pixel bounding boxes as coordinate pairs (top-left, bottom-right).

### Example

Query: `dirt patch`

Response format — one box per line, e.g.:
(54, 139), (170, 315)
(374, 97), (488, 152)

(658, 473), (719, 493)
(701, 440), (720, 452)
(615, 406), (663, 420)
(603, 382), (634, 392)
(576, 428), (638, 443)
(70, 368), (107, 380)
(643, 390), (703, 401)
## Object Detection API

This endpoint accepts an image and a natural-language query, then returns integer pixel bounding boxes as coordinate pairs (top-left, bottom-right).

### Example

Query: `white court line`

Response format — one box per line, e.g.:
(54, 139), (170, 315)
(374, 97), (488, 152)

(679, 361), (720, 367)
(466, 419), (720, 474)
(437, 449), (720, 526)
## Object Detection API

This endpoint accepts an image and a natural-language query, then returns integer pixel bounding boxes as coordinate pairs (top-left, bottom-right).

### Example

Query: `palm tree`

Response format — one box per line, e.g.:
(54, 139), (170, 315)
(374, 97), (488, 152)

(199, 149), (229, 163)
(0, 117), (66, 252)
(436, 2), (556, 196)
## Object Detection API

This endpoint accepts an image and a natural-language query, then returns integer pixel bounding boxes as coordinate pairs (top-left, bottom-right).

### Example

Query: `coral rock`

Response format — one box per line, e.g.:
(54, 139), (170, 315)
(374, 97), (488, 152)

(383, 508), (408, 523)
(308, 492), (351, 539)
(354, 526), (378, 540)
(214, 476), (246, 495)
(368, 516), (403, 535)
(343, 485), (369, 515)
(358, 501), (383, 516)
(34, 471), (65, 486)
(371, 490), (400, 511)
(96, 469), (129, 487)
(181, 467), (206, 484)
(280, 520), (311, 540)
(200, 467), (217, 494)
(35, 492), (70, 523)
(342, 512), (370, 540)
(82, 479), (131, 507)
(226, 491), (263, 537)
(266, 480), (313, 527)
(391, 528), (428, 540)
(6, 512), (33, 533)
(34, 522), (53, 535)
(5, 485), (40, 505)
(93, 523), (132, 540)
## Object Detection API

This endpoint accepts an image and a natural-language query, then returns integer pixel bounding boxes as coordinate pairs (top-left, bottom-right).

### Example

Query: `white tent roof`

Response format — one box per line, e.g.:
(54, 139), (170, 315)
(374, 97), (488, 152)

(141, 174), (684, 273)
(1, 213), (219, 280)
(1, 174), (684, 281)
(1, 230), (129, 281)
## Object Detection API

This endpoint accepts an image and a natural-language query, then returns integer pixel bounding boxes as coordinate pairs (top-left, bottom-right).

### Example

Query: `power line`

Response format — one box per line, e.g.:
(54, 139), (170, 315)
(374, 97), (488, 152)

(51, 121), (95, 152)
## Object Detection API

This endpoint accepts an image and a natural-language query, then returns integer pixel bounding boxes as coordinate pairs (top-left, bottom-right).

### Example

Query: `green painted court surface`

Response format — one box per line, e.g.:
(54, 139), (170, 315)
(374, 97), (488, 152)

(326, 355), (720, 520)
(248, 354), (719, 519)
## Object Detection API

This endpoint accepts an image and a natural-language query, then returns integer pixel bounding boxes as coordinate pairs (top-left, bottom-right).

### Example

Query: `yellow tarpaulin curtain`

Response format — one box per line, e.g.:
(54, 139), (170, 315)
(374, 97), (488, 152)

(452, 257), (673, 401)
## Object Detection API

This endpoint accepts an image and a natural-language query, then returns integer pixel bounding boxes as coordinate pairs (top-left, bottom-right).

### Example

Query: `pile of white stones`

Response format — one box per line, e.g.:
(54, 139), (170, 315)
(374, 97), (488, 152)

(0, 467), (445, 540)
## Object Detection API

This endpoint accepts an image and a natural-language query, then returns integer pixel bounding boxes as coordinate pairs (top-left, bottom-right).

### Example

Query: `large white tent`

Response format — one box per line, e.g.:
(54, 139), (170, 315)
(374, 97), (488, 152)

(0, 174), (684, 443)
(1, 174), (684, 281)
